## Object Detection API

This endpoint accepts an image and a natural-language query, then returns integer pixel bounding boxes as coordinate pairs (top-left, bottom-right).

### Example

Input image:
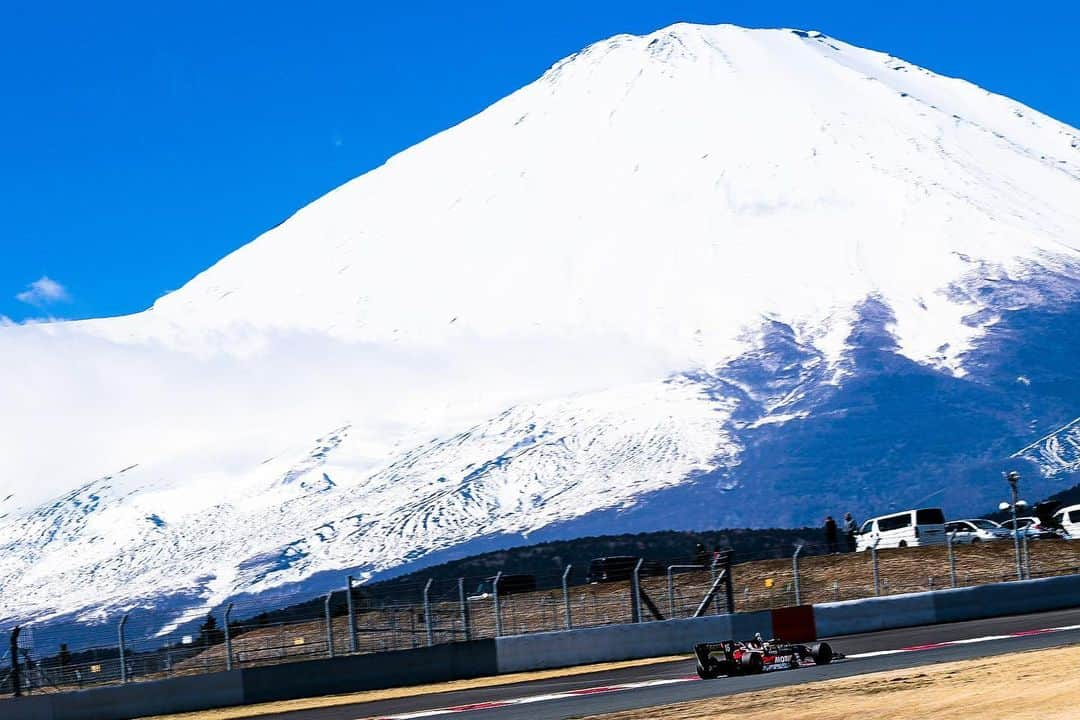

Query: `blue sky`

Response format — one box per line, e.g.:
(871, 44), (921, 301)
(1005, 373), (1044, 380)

(3, 0), (1078, 322)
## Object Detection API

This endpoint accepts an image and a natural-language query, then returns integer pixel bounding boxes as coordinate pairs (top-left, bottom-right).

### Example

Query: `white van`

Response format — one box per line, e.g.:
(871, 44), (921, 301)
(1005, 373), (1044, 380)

(1052, 504), (1080, 539)
(856, 508), (947, 551)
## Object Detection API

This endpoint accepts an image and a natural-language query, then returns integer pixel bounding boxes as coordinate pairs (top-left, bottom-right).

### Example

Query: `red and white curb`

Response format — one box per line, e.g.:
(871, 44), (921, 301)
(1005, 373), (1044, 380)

(371, 678), (697, 719)
(372, 623), (1080, 719)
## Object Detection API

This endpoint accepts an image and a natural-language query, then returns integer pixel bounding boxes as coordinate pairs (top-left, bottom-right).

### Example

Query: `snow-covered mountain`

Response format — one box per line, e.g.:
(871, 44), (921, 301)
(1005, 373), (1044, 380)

(2, 23), (1079, 628)
(1014, 416), (1080, 477)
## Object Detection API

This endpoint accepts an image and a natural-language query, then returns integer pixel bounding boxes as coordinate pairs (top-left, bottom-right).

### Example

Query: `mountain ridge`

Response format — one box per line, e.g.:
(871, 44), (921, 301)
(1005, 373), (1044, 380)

(1, 22), (1078, 628)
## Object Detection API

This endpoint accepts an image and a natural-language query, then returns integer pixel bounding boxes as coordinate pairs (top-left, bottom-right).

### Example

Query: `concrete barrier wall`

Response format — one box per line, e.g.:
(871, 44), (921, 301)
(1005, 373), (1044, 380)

(241, 639), (498, 704)
(2, 670), (245, 720)
(4, 697), (53, 720)
(3, 641), (496, 720)
(494, 611), (774, 673)
(813, 591), (938, 637)
(51, 670), (244, 720)
(813, 574), (1080, 638)
(931, 574), (1080, 624)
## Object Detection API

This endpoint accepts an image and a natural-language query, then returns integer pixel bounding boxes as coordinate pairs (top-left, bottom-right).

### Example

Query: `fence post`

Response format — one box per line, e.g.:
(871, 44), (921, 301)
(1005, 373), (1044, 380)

(345, 576), (359, 653)
(693, 568), (730, 617)
(118, 614), (130, 684)
(492, 571), (503, 637)
(458, 578), (472, 641)
(664, 565), (708, 618)
(224, 602), (235, 671)
(710, 553), (719, 613)
(1021, 531), (1031, 580)
(667, 566), (676, 618)
(871, 539), (881, 596)
(947, 531), (958, 588)
(792, 545), (804, 606)
(423, 579), (435, 647)
(630, 558), (645, 623)
(9, 626), (21, 698)
(722, 554), (735, 614)
(709, 552), (735, 614)
(324, 592), (335, 658)
(562, 565), (573, 630)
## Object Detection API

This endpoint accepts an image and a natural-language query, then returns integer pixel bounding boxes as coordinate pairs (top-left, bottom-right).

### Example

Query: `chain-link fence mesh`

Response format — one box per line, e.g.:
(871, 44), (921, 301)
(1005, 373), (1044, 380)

(3, 537), (1079, 697)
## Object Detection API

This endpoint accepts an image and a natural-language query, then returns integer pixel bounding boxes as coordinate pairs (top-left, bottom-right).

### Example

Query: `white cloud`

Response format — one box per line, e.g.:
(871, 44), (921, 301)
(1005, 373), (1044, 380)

(16, 276), (70, 306)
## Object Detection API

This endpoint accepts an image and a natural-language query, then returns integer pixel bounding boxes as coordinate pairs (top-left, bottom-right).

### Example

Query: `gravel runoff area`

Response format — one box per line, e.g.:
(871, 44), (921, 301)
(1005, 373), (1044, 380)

(592, 644), (1080, 720)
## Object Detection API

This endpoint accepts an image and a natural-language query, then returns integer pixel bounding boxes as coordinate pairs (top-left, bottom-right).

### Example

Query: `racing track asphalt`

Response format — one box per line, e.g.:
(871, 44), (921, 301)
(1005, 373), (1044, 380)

(239, 606), (1080, 720)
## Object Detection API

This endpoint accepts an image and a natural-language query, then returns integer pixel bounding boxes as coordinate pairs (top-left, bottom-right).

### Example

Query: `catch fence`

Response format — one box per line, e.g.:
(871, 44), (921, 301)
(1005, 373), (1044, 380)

(3, 536), (1079, 698)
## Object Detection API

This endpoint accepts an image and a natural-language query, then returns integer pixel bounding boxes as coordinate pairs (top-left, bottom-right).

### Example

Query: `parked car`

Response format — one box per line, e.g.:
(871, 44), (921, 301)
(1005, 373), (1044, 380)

(856, 508), (947, 551)
(944, 519), (1011, 543)
(586, 556), (664, 583)
(1051, 504), (1080, 539)
(469, 573), (536, 599)
(999, 516), (1061, 540)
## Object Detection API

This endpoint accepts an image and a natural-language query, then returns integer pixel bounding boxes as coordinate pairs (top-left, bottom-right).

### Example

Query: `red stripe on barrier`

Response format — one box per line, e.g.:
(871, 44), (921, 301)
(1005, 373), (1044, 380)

(771, 604), (817, 642)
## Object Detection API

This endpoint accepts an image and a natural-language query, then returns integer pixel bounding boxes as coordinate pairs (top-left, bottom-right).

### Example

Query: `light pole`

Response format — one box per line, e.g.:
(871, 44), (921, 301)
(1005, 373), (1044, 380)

(999, 471), (1027, 581)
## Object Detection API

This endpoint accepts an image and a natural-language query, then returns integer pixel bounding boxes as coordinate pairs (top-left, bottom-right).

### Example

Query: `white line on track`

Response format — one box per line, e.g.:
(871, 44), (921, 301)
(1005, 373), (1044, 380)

(846, 623), (1080, 659)
(370, 623), (1080, 719)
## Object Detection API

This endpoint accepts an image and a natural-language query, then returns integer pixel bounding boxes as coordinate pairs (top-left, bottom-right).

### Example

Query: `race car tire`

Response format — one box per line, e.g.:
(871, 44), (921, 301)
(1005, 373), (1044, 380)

(809, 642), (834, 665)
(739, 652), (764, 674)
(898, 540), (908, 548)
(697, 659), (722, 679)
(971, 537), (980, 544)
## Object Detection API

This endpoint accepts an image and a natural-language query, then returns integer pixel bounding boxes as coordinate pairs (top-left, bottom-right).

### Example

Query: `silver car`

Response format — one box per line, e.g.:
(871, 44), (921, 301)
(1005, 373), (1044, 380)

(999, 516), (1061, 540)
(944, 519), (1011, 543)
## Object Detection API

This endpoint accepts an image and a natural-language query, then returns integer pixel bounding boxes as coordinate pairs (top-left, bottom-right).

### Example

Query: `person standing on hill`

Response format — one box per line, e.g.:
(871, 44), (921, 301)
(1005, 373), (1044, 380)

(824, 515), (838, 554)
(694, 542), (709, 567)
(843, 512), (858, 552)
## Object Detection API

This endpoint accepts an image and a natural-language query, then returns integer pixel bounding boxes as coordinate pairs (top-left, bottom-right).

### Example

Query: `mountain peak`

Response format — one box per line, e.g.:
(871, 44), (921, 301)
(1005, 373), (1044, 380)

(129, 20), (1078, 363)
(564, 23), (833, 64)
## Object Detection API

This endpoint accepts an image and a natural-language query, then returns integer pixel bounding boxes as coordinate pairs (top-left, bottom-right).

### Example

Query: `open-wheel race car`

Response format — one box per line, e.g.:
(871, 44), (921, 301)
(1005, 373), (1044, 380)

(694, 634), (842, 678)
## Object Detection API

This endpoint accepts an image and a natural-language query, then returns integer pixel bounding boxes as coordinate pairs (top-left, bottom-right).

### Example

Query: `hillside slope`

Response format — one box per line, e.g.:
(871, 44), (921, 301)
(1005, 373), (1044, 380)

(1, 23), (1078, 627)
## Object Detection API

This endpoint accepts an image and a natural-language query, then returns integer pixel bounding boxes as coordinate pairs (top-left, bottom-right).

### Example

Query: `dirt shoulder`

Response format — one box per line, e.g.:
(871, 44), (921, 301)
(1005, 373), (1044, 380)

(592, 644), (1080, 720)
